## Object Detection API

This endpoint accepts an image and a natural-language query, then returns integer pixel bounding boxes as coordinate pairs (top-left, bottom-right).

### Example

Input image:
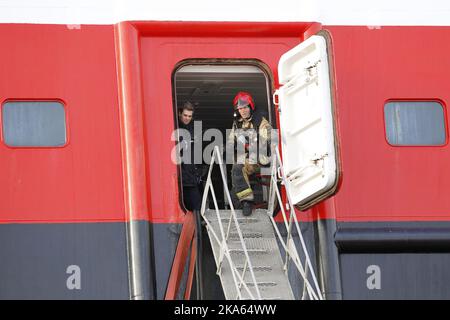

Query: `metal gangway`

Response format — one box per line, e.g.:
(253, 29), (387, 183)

(200, 146), (323, 300)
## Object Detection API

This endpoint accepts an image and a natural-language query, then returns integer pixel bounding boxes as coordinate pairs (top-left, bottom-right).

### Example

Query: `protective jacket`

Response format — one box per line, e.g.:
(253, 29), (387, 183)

(227, 110), (272, 166)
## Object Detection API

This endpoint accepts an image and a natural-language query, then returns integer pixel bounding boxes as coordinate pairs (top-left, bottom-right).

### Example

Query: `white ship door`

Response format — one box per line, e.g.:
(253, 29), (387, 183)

(276, 34), (339, 209)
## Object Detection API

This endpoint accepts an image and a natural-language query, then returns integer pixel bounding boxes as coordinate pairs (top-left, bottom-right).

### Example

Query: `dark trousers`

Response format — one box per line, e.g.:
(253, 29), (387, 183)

(183, 185), (202, 211)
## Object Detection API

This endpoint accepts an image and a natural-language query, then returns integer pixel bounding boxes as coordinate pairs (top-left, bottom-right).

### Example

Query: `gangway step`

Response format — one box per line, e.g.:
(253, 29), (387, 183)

(236, 265), (273, 272)
(229, 248), (268, 254)
(203, 208), (294, 300)
(229, 232), (263, 239)
(245, 281), (277, 287)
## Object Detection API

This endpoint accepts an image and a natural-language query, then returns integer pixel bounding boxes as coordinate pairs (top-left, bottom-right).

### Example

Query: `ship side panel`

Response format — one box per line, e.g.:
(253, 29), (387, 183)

(324, 25), (450, 299)
(0, 24), (131, 299)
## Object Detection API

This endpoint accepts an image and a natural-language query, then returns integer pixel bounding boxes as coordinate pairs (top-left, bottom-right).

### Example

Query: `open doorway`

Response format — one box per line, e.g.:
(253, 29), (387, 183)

(173, 62), (275, 210)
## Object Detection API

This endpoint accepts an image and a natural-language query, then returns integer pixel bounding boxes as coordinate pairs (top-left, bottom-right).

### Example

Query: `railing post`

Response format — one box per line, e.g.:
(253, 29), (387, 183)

(200, 146), (262, 300)
(264, 148), (324, 300)
(194, 209), (204, 300)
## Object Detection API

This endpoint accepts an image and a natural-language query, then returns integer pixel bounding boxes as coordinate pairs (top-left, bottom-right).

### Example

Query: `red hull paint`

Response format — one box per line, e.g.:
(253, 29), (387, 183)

(325, 26), (450, 222)
(0, 24), (125, 223)
(1, 22), (450, 224)
(136, 22), (316, 223)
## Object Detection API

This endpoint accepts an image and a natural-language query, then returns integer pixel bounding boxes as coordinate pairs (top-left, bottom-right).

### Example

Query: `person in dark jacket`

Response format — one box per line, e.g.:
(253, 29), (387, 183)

(178, 101), (203, 211)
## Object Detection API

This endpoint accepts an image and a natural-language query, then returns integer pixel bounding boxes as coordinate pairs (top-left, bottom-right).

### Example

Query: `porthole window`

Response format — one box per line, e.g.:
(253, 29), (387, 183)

(384, 101), (446, 146)
(2, 101), (67, 147)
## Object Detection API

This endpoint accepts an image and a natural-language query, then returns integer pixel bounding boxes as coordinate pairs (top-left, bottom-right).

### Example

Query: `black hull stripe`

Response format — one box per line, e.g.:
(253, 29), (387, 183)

(336, 221), (450, 253)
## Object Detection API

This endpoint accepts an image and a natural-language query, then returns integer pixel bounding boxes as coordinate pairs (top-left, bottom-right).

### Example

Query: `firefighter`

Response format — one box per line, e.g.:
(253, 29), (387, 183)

(227, 92), (272, 216)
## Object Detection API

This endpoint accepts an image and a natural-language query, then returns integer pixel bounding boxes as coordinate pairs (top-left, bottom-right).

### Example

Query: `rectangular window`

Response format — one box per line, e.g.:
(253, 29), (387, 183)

(384, 101), (446, 146)
(1, 101), (67, 147)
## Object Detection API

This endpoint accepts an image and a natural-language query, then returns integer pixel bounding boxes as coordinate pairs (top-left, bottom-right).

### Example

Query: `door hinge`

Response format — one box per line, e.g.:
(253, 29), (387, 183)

(311, 153), (328, 165)
(306, 59), (321, 71)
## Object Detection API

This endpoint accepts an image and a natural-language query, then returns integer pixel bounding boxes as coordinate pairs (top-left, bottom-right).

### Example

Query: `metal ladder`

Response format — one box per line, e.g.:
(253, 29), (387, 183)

(200, 146), (323, 300)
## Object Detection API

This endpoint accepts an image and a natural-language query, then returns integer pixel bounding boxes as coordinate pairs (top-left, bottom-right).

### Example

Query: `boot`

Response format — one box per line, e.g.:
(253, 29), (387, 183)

(242, 201), (253, 217)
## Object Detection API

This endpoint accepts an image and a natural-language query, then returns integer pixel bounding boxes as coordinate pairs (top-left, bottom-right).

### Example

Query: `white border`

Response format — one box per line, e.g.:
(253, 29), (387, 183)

(0, 0), (449, 26)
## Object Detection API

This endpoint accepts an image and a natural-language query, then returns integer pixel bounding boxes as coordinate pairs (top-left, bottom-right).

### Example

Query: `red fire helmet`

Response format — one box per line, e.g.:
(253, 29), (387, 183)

(233, 91), (255, 110)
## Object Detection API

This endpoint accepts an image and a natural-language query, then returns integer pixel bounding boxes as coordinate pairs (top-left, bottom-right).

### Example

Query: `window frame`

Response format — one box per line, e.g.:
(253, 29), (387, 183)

(0, 99), (70, 149)
(383, 99), (448, 147)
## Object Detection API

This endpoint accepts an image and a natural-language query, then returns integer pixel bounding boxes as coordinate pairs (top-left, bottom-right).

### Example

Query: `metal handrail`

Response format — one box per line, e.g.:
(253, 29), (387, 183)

(200, 146), (262, 300)
(267, 148), (324, 300)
